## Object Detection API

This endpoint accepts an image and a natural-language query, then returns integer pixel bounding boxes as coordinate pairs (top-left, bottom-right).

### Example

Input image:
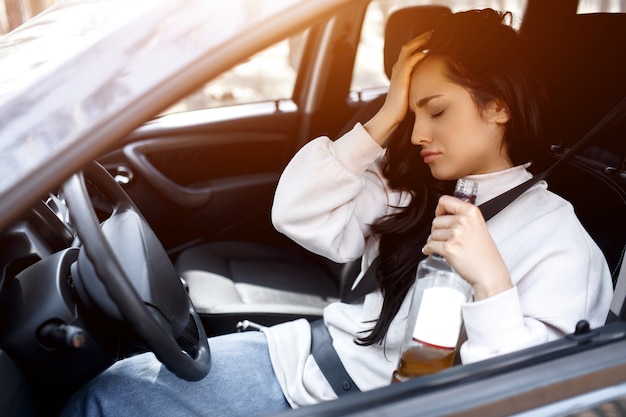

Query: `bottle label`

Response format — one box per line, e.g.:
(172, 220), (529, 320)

(412, 286), (466, 348)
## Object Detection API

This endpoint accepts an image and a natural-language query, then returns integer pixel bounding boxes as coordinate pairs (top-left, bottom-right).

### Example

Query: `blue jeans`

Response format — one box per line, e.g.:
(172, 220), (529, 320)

(61, 331), (291, 417)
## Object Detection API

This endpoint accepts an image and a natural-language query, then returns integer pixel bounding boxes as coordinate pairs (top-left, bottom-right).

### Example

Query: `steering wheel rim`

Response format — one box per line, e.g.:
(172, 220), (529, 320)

(63, 161), (210, 381)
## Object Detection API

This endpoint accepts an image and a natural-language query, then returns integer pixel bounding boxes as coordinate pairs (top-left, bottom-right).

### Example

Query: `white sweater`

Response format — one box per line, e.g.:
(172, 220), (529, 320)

(265, 123), (613, 407)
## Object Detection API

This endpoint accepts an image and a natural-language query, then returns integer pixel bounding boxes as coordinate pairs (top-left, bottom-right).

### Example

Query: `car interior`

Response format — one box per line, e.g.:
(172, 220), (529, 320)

(173, 5), (454, 335)
(1, 0), (626, 416)
(174, 2), (626, 335)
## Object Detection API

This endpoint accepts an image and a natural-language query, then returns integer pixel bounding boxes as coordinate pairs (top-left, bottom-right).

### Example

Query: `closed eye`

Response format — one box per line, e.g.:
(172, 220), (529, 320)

(430, 109), (446, 119)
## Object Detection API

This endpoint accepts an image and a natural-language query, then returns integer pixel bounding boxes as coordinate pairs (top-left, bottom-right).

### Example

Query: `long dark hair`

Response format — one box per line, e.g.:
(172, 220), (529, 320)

(357, 9), (545, 346)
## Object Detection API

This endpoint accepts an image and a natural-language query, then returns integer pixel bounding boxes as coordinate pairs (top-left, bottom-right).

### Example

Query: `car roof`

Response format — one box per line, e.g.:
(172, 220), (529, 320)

(0, 0), (352, 230)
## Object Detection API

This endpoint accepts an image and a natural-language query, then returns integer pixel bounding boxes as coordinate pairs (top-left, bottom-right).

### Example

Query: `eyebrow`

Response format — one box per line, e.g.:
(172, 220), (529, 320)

(416, 94), (444, 108)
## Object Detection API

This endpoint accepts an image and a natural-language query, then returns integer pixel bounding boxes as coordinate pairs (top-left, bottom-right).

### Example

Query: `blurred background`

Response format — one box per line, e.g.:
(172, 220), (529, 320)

(2, 0), (625, 35)
(1, 0), (55, 34)
(2, 0), (625, 115)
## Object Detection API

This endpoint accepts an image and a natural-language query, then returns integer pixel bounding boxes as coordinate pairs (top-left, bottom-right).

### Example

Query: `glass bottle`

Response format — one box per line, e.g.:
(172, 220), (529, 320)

(391, 179), (478, 383)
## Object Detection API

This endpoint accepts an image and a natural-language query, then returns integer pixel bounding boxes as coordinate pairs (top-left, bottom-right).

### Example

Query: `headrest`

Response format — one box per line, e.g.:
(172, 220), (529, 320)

(384, 5), (451, 79)
(522, 12), (626, 155)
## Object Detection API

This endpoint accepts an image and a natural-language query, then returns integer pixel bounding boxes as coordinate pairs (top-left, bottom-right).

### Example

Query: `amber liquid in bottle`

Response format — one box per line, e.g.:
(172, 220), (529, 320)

(391, 179), (478, 384)
(392, 343), (456, 383)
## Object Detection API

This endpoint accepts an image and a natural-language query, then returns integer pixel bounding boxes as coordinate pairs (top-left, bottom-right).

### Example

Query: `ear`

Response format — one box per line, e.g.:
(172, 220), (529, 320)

(484, 98), (510, 125)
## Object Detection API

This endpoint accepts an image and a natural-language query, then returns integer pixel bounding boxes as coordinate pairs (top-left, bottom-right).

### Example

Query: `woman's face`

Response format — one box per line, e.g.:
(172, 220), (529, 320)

(408, 57), (512, 180)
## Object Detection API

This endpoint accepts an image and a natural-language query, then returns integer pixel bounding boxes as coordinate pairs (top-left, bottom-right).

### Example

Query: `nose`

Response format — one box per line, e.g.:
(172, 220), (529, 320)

(410, 121), (432, 146)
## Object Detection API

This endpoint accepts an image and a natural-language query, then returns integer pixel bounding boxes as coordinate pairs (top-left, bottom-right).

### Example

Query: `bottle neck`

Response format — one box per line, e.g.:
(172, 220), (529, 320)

(454, 179), (478, 204)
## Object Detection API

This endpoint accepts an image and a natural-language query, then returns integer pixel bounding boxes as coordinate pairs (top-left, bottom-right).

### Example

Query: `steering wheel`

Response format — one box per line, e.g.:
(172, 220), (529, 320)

(63, 161), (211, 381)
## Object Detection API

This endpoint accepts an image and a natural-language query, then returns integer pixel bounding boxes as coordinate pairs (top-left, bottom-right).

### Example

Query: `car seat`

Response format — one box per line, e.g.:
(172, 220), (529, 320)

(520, 5), (626, 321)
(175, 5), (452, 335)
(523, 6), (626, 276)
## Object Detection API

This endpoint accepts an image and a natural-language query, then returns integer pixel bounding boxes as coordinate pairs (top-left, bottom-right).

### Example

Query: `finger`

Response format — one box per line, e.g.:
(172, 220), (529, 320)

(397, 31), (432, 61)
(435, 195), (484, 218)
(421, 239), (446, 257)
(403, 30), (433, 51)
(434, 195), (462, 217)
(404, 48), (429, 67)
(430, 214), (455, 232)
(427, 228), (450, 243)
(391, 46), (429, 86)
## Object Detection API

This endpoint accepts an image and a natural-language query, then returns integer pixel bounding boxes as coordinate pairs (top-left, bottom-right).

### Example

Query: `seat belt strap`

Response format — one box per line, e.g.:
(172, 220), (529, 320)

(607, 259), (626, 322)
(481, 94), (626, 219)
(310, 320), (361, 396)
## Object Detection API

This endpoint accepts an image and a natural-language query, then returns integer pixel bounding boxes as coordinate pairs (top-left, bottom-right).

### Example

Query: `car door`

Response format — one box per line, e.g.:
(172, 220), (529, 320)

(96, 1), (374, 255)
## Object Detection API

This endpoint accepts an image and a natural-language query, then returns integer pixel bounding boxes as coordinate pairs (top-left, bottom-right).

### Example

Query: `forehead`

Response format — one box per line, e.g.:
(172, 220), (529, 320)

(409, 56), (472, 109)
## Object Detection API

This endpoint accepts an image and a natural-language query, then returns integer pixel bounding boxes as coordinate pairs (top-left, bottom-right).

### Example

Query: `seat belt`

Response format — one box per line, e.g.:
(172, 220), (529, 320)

(607, 259), (626, 322)
(481, 95), (626, 219)
(343, 94), (626, 304)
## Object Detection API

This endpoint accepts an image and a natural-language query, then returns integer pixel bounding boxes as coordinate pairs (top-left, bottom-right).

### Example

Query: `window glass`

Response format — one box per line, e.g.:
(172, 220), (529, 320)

(162, 31), (308, 115)
(351, 0), (528, 96)
(578, 0), (625, 13)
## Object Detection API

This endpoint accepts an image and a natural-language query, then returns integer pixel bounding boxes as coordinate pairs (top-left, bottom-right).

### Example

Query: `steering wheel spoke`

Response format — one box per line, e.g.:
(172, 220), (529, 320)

(63, 161), (211, 381)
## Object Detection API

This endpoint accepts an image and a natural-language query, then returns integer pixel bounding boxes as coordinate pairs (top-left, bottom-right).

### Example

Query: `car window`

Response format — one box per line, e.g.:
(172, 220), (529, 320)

(161, 31), (308, 116)
(578, 0), (626, 13)
(350, 0), (528, 98)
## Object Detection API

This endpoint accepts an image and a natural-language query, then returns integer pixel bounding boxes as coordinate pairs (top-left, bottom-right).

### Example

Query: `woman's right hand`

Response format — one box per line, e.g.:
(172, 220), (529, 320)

(364, 31), (431, 147)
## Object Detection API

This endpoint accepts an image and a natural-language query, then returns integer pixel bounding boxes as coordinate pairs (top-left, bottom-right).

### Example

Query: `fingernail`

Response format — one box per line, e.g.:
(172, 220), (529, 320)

(421, 48), (430, 54)
(421, 245), (427, 254)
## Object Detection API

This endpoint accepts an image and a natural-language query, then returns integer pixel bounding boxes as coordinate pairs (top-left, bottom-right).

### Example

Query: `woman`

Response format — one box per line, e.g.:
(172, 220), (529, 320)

(62, 9), (612, 417)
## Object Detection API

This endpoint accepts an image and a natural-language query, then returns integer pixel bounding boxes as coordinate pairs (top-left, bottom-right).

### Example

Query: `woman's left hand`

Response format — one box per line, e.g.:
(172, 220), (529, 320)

(423, 195), (513, 301)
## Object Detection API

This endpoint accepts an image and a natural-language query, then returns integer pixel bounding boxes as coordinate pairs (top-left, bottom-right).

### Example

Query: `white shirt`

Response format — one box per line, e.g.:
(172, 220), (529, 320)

(265, 123), (613, 407)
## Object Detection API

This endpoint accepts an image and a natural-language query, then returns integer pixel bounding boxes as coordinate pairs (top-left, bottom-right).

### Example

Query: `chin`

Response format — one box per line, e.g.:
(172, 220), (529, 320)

(428, 168), (456, 181)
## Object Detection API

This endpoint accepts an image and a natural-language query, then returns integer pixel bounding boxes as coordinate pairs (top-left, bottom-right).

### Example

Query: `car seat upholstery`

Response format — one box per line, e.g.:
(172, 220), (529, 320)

(175, 6), (452, 334)
(521, 7), (626, 320)
(523, 10), (626, 266)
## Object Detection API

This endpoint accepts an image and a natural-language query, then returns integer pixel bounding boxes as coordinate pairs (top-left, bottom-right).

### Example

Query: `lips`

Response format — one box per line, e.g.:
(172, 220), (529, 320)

(420, 150), (441, 164)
